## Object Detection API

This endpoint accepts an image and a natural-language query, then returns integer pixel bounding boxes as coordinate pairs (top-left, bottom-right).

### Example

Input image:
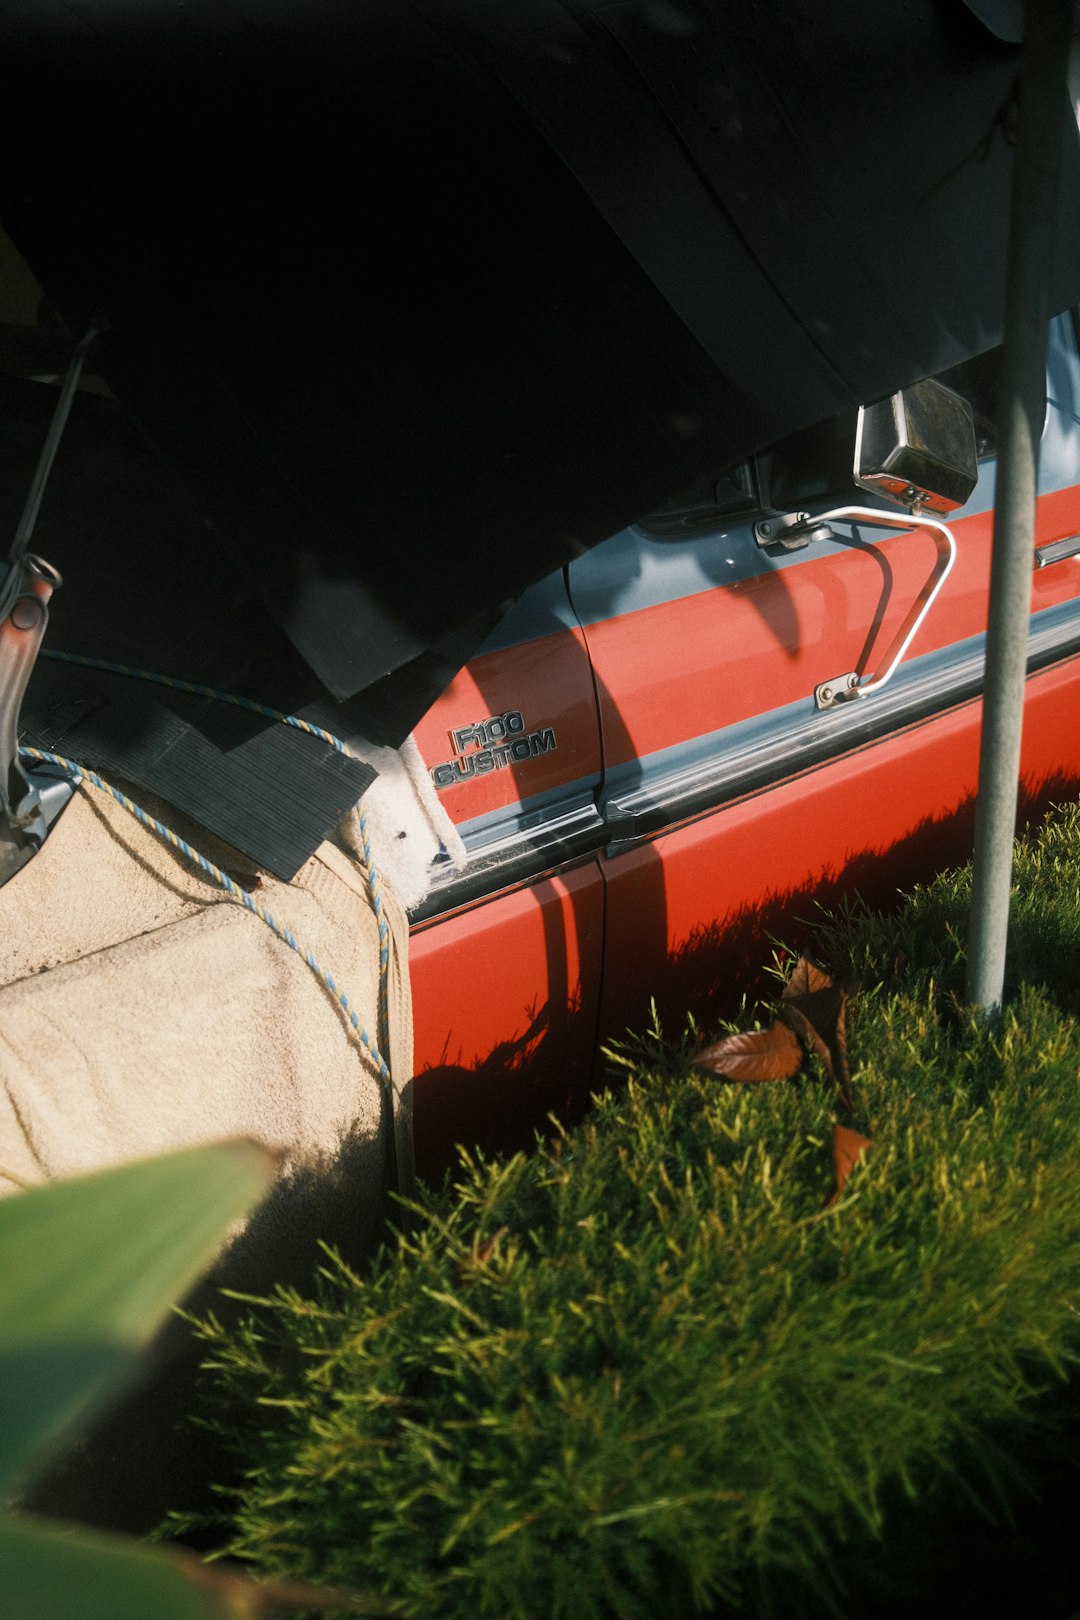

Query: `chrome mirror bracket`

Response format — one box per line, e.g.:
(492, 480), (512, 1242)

(814, 671), (861, 709)
(811, 505), (958, 711)
(754, 511), (839, 550)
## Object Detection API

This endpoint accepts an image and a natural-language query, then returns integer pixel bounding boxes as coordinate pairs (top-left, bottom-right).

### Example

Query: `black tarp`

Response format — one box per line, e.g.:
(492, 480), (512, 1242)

(2, 0), (1080, 737)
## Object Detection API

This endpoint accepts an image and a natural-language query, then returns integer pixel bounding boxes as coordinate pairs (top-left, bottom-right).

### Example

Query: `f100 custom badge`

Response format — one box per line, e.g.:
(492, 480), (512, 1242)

(430, 710), (557, 789)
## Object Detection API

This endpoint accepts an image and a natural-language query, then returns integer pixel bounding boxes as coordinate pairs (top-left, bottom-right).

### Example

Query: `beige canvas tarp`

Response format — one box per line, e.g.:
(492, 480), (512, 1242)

(0, 782), (412, 1238)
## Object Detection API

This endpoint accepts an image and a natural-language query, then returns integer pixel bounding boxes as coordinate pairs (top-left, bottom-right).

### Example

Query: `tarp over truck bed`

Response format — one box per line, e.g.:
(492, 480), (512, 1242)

(2, 0), (1080, 741)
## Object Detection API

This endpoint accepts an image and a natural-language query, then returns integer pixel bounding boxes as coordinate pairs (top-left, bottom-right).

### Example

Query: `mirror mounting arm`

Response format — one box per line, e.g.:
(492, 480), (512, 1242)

(812, 505), (957, 710)
(754, 511), (839, 550)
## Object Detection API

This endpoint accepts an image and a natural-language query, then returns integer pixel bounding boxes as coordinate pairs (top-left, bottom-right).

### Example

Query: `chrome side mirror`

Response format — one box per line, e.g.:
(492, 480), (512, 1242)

(853, 376), (978, 516)
(753, 376), (979, 710)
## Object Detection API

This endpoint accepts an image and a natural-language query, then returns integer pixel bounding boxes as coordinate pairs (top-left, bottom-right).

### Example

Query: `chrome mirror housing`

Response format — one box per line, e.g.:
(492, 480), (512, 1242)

(854, 377), (978, 515)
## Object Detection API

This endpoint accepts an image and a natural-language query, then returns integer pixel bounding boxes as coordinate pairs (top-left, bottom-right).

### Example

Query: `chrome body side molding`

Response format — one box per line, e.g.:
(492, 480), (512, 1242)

(601, 599), (1080, 851)
(414, 597), (1080, 922)
(410, 796), (606, 926)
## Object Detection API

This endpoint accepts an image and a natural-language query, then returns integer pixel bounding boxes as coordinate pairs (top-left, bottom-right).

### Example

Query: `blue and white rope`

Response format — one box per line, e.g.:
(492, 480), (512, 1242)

(19, 745), (391, 1085)
(38, 644), (395, 1062)
(37, 648), (394, 1072)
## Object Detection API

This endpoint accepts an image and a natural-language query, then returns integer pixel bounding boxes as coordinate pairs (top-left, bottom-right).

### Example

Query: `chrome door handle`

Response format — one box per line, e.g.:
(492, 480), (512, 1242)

(1034, 534), (1080, 569)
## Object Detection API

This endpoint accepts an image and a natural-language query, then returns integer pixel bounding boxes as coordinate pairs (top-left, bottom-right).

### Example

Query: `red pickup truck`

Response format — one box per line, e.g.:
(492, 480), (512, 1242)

(5, 0), (1080, 1197)
(408, 315), (1080, 1174)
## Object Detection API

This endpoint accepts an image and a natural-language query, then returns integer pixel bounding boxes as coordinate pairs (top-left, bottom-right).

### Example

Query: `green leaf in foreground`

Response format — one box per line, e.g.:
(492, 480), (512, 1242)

(0, 1515), (395, 1619)
(0, 1141), (273, 1497)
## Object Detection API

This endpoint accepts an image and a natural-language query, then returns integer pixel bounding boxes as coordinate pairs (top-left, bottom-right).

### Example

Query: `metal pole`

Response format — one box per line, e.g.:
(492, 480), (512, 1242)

(967, 0), (1074, 1017)
(9, 318), (104, 566)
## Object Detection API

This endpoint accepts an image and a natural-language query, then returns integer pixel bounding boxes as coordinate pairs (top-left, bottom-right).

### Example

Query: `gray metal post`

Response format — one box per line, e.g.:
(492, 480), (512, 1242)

(967, 0), (1074, 1017)
(9, 320), (104, 566)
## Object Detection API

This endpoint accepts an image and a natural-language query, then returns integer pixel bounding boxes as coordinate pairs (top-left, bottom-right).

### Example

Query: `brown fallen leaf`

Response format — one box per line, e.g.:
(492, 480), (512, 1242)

(475, 1227), (507, 1265)
(778, 1002), (835, 1080)
(781, 955), (832, 999)
(826, 1123), (872, 1207)
(696, 1021), (801, 1083)
(781, 955), (844, 1041)
(781, 956), (855, 1109)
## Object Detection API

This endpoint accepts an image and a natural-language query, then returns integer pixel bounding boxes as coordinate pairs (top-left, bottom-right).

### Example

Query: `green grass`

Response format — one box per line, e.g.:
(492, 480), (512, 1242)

(177, 802), (1080, 1617)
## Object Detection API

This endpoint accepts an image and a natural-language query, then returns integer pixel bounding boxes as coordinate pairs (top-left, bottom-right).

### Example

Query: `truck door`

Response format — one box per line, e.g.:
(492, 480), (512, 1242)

(408, 571), (606, 1177)
(570, 313), (1080, 1048)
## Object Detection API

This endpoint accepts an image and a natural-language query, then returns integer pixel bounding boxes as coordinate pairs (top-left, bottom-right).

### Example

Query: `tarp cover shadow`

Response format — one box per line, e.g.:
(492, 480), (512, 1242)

(2, 0), (1080, 731)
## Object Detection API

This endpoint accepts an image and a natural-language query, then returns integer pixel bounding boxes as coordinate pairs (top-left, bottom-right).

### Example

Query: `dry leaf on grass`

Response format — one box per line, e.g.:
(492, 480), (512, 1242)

(697, 955), (869, 1205)
(780, 956), (855, 1109)
(778, 1003), (834, 1075)
(826, 1124), (872, 1207)
(696, 1022), (802, 1083)
(781, 956), (844, 1036)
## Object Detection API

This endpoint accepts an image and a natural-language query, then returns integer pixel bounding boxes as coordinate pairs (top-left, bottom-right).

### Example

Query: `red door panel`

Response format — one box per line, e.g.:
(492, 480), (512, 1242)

(409, 564), (601, 839)
(598, 653), (1080, 1047)
(579, 486), (1080, 776)
(410, 863), (604, 1178)
(407, 570), (605, 1173)
(412, 623), (599, 829)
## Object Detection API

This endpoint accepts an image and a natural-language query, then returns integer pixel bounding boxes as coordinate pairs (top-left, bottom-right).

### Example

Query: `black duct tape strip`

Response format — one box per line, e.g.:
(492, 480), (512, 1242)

(25, 690), (374, 881)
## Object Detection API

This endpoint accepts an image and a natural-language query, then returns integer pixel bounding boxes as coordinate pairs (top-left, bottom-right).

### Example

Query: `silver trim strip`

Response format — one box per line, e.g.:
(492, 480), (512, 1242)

(603, 600), (1080, 849)
(414, 598), (1080, 920)
(410, 797), (606, 924)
